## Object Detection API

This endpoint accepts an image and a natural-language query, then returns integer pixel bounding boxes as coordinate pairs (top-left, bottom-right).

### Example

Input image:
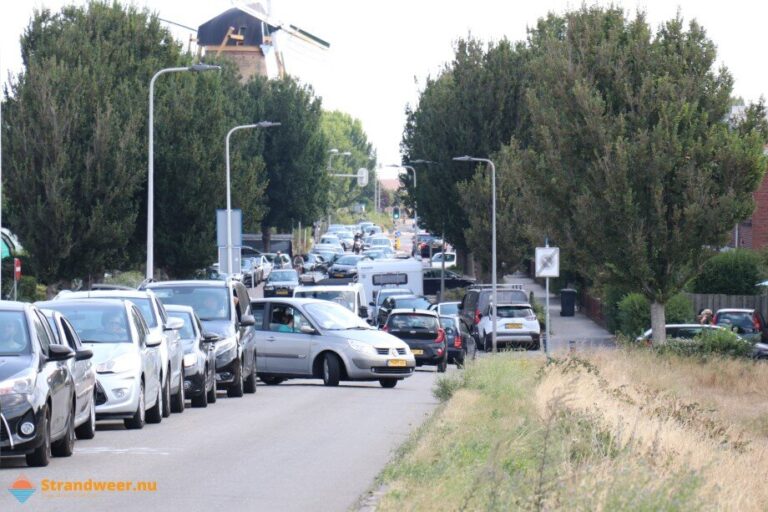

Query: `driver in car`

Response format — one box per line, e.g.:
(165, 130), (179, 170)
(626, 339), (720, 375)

(0, 318), (27, 352)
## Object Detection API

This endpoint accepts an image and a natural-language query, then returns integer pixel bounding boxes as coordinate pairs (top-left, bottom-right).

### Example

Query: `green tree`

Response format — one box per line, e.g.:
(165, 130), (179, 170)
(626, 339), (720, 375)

(690, 249), (764, 295)
(2, 2), (182, 284)
(520, 7), (767, 344)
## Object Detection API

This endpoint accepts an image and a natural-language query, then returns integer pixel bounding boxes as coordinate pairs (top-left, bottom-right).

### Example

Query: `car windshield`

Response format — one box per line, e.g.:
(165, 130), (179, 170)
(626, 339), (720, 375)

(371, 238), (390, 246)
(269, 270), (298, 282)
(168, 312), (195, 340)
(47, 304), (131, 344)
(716, 312), (754, 331)
(494, 290), (529, 303)
(336, 256), (361, 266)
(496, 306), (534, 318)
(97, 296), (157, 328)
(439, 303), (459, 316)
(388, 314), (439, 331)
(376, 289), (412, 306)
(395, 297), (432, 310)
(439, 316), (457, 332)
(0, 311), (31, 355)
(150, 286), (231, 321)
(295, 290), (356, 312)
(304, 302), (369, 330)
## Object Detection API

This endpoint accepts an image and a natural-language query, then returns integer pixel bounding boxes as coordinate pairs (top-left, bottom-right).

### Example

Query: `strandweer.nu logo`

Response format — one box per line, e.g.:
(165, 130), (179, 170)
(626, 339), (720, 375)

(8, 475), (36, 504)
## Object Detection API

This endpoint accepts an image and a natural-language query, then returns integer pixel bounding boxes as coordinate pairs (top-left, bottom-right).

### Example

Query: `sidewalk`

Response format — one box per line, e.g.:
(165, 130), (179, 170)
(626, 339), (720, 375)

(504, 272), (614, 352)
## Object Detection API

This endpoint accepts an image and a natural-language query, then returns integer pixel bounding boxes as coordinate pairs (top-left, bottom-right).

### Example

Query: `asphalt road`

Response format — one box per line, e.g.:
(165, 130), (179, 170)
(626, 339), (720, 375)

(0, 368), (441, 512)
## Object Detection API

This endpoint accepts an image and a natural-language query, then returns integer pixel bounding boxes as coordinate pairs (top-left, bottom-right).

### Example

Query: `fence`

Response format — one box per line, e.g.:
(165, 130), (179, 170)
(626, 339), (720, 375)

(580, 289), (608, 328)
(687, 293), (768, 316)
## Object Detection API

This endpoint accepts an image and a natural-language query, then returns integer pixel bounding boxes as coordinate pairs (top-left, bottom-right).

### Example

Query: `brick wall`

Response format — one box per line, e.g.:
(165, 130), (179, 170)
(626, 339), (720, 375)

(750, 175), (768, 249)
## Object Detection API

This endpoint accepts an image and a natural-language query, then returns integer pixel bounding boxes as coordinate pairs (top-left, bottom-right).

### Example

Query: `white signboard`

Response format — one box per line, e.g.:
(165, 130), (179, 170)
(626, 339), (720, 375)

(357, 168), (369, 187)
(535, 247), (560, 278)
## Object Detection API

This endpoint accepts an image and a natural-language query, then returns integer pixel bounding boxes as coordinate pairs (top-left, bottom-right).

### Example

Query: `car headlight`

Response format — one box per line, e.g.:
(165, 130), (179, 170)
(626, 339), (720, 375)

(0, 368), (36, 397)
(215, 337), (238, 359)
(347, 340), (377, 356)
(96, 353), (136, 374)
(183, 353), (198, 368)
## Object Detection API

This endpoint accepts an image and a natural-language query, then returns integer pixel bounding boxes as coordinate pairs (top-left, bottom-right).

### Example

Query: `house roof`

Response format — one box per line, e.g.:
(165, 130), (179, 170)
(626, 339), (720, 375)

(378, 178), (401, 191)
(197, 6), (278, 47)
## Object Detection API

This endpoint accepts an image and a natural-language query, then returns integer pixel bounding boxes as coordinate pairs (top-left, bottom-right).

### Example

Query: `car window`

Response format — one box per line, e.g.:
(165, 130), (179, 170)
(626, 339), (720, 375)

(439, 317), (456, 333)
(98, 296), (158, 328)
(387, 314), (439, 331)
(675, 327), (703, 339)
(497, 306), (534, 318)
(47, 304), (132, 344)
(439, 303), (459, 316)
(168, 311), (195, 339)
(150, 286), (231, 322)
(130, 308), (146, 345)
(251, 302), (266, 330)
(32, 311), (53, 356)
(0, 311), (32, 355)
(395, 297), (432, 310)
(304, 302), (368, 330)
(60, 318), (82, 350)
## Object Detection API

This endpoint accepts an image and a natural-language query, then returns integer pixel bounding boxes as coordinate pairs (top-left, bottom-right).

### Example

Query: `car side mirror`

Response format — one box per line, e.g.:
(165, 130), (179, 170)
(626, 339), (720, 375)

(48, 344), (75, 362)
(146, 336), (162, 348)
(359, 306), (369, 318)
(164, 317), (184, 331)
(202, 332), (221, 343)
(300, 325), (316, 335)
(240, 314), (256, 327)
(75, 348), (93, 361)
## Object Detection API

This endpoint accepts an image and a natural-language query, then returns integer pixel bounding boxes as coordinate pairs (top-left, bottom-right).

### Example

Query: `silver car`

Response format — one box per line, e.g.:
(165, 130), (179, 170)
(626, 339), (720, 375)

(41, 309), (98, 439)
(252, 298), (415, 388)
(58, 290), (185, 417)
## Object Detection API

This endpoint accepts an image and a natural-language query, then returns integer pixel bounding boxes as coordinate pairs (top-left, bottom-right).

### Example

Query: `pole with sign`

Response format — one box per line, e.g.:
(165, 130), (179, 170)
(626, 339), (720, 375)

(13, 258), (21, 301)
(535, 244), (559, 356)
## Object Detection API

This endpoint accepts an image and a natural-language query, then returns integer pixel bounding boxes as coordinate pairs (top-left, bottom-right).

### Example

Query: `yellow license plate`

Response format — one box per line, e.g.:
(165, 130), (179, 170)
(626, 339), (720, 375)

(388, 359), (407, 367)
(411, 349), (424, 355)
(506, 323), (522, 329)
(276, 289), (289, 296)
(334, 273), (346, 278)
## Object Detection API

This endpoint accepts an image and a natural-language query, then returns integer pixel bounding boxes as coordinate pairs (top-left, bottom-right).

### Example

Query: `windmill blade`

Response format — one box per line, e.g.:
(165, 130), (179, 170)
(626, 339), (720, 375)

(233, 1), (329, 50)
(283, 24), (330, 50)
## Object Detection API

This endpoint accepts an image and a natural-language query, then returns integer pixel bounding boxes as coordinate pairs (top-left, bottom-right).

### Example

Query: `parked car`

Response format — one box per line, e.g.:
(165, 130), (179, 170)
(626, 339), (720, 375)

(376, 294), (433, 327)
(240, 257), (263, 288)
(459, 284), (529, 340)
(337, 231), (355, 251)
(165, 305), (217, 408)
(293, 283), (369, 320)
(146, 280), (258, 398)
(264, 269), (300, 297)
(319, 234), (344, 249)
(251, 298), (415, 388)
(312, 243), (345, 256)
(431, 252), (457, 269)
(430, 301), (461, 317)
(713, 308), (768, 342)
(57, 290), (185, 417)
(41, 309), (97, 440)
(0, 302), (82, 466)
(384, 309), (448, 372)
(477, 303), (541, 351)
(264, 252), (292, 270)
(369, 287), (414, 324)
(37, 299), (164, 430)
(328, 254), (369, 279)
(637, 324), (729, 342)
(440, 315), (476, 367)
(423, 268), (476, 295)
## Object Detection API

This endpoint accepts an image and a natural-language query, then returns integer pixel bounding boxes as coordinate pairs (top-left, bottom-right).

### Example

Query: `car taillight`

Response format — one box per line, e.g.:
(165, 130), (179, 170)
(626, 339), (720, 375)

(755, 315), (762, 331)
(713, 314), (719, 324)
(453, 335), (462, 348)
(435, 328), (445, 343)
(474, 309), (481, 324)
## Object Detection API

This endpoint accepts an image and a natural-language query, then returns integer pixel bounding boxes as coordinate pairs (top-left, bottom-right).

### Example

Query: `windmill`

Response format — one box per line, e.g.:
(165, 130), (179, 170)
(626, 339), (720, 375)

(197, 2), (330, 81)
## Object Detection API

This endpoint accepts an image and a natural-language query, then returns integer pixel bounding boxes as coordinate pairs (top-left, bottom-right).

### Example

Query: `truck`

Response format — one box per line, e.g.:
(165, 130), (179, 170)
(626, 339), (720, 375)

(356, 258), (424, 303)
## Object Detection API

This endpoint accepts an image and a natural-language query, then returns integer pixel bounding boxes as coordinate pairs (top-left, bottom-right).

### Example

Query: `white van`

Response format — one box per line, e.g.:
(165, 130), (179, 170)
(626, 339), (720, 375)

(293, 283), (370, 320)
(356, 258), (424, 307)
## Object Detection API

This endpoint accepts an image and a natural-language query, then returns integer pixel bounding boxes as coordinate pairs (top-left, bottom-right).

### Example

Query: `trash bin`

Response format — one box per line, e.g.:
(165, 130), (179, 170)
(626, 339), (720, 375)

(560, 288), (577, 317)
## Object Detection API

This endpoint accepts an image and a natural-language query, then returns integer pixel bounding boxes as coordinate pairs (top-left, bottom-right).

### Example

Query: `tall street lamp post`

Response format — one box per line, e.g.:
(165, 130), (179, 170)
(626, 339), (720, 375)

(454, 155), (497, 353)
(146, 63), (220, 281)
(225, 121), (281, 276)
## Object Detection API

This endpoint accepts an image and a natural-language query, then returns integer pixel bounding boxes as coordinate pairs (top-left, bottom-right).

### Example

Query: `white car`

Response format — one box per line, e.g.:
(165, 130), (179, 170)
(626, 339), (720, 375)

(368, 237), (393, 250)
(477, 303), (541, 351)
(319, 234), (344, 249)
(38, 299), (164, 429)
(431, 252), (457, 269)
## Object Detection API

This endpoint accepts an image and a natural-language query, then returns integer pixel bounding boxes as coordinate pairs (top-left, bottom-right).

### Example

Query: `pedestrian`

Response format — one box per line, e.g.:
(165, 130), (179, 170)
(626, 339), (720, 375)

(699, 308), (713, 325)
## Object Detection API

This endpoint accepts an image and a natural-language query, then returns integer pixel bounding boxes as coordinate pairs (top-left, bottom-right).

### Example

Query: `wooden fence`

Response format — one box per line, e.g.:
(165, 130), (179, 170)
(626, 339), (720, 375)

(686, 293), (768, 316)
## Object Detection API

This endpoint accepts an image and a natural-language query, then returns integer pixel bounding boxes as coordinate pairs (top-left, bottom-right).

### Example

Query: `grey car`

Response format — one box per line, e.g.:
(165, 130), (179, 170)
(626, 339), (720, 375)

(263, 269), (300, 297)
(252, 298), (415, 388)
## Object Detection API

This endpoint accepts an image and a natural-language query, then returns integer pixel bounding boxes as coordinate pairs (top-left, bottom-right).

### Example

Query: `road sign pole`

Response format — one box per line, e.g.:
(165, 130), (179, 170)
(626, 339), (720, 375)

(544, 239), (550, 356)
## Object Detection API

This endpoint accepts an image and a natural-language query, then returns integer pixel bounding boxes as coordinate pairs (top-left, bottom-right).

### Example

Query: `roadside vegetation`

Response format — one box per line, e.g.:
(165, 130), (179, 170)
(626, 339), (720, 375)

(374, 348), (768, 511)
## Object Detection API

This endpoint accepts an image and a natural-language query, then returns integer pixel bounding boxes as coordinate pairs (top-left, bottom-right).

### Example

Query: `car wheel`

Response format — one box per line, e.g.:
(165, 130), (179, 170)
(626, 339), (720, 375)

(261, 376), (284, 385)
(75, 395), (96, 440)
(379, 379), (398, 388)
(191, 384), (208, 408)
(52, 402), (75, 457)
(26, 407), (51, 467)
(456, 349), (467, 369)
(171, 370), (185, 413)
(207, 367), (218, 403)
(161, 370), (172, 418)
(146, 382), (163, 424)
(322, 353), (341, 386)
(484, 334), (494, 352)
(124, 382), (146, 430)
(227, 359), (244, 398)
(243, 365), (257, 394)
(437, 356), (448, 373)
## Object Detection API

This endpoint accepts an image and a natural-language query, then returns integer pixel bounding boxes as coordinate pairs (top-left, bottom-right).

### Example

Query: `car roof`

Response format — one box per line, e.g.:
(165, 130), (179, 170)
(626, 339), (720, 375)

(389, 308), (438, 316)
(251, 298), (326, 306)
(61, 290), (154, 300)
(147, 280), (230, 288)
(438, 301), (461, 306)
(294, 284), (363, 292)
(715, 309), (755, 313)
(164, 304), (195, 314)
(0, 300), (30, 312)
(37, 298), (130, 309)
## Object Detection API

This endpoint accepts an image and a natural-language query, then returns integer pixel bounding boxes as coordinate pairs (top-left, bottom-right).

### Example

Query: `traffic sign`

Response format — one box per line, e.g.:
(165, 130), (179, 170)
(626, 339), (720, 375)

(357, 168), (369, 187)
(535, 247), (559, 277)
(13, 258), (21, 281)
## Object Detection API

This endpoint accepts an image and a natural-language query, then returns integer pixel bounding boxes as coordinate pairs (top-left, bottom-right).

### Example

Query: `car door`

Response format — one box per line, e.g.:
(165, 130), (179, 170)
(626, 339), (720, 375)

(235, 283), (257, 377)
(32, 310), (70, 437)
(59, 316), (94, 420)
(251, 301), (269, 372)
(155, 297), (182, 386)
(131, 306), (160, 403)
(262, 303), (312, 374)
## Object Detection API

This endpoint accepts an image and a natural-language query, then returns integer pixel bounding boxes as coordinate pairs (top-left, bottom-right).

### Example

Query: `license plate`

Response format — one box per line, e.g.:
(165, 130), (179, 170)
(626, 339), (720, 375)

(388, 359), (406, 367)
(506, 323), (522, 329)
(334, 273), (345, 278)
(276, 289), (289, 296)
(411, 349), (424, 355)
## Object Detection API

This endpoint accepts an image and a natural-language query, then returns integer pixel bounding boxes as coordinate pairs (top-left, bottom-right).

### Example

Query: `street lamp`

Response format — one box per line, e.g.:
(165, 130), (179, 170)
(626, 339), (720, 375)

(146, 63), (220, 280)
(225, 121), (281, 277)
(454, 155), (498, 353)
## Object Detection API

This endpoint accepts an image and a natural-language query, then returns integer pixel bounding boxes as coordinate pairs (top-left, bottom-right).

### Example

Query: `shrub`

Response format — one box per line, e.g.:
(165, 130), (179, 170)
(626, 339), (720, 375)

(655, 329), (753, 359)
(690, 249), (764, 295)
(603, 284), (630, 334)
(617, 293), (693, 336)
(433, 373), (465, 402)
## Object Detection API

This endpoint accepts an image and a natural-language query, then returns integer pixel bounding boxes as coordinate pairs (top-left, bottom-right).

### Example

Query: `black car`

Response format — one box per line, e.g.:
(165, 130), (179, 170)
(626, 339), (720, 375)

(263, 269), (300, 297)
(439, 316), (476, 367)
(165, 305), (218, 408)
(0, 301), (87, 466)
(376, 294), (433, 328)
(146, 280), (258, 398)
(459, 285), (529, 341)
(423, 268), (476, 296)
(328, 254), (369, 279)
(384, 310), (447, 372)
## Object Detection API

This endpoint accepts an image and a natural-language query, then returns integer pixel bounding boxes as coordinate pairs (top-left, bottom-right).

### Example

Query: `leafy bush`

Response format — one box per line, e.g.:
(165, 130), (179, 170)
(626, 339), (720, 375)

(655, 329), (753, 359)
(103, 270), (144, 288)
(617, 293), (693, 336)
(603, 284), (630, 334)
(433, 373), (466, 402)
(690, 249), (764, 295)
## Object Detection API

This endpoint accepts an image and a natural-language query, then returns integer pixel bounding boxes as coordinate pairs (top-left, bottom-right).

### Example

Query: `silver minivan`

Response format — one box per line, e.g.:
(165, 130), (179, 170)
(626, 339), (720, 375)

(252, 298), (415, 388)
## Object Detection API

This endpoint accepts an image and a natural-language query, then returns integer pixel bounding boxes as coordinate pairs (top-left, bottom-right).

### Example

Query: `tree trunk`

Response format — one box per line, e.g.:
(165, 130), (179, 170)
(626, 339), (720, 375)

(651, 301), (667, 345)
(261, 226), (272, 253)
